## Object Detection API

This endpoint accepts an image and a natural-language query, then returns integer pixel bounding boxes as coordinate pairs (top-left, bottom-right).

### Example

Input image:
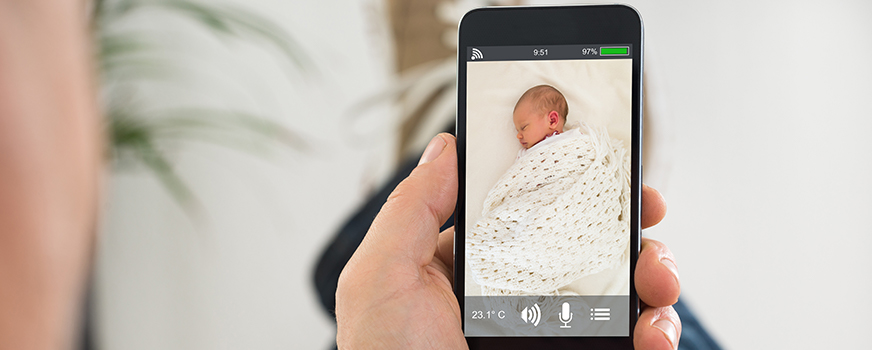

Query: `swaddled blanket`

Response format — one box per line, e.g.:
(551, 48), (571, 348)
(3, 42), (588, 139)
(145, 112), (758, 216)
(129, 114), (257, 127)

(468, 125), (630, 295)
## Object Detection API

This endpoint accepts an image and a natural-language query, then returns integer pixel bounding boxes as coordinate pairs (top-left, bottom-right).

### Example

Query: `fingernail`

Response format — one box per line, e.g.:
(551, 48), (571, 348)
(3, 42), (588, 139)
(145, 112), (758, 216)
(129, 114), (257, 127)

(653, 318), (678, 349)
(418, 135), (447, 165)
(660, 258), (679, 282)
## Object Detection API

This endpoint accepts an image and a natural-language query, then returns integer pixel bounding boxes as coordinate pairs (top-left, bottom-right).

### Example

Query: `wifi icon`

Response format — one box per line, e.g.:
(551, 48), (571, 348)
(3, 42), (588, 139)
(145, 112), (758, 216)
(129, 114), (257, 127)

(520, 303), (542, 327)
(471, 47), (483, 61)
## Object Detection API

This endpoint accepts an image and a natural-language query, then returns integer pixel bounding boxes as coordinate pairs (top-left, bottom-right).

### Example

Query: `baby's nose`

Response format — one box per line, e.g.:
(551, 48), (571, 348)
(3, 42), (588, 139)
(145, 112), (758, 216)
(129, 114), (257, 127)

(516, 132), (523, 140)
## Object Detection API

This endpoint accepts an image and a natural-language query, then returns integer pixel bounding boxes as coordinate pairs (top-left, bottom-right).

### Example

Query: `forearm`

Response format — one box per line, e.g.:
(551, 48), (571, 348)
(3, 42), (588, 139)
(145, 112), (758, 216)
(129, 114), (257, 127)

(0, 1), (101, 350)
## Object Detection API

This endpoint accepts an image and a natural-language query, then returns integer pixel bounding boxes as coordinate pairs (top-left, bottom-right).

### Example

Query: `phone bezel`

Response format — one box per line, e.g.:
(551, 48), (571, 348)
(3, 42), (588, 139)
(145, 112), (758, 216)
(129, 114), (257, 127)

(455, 5), (644, 348)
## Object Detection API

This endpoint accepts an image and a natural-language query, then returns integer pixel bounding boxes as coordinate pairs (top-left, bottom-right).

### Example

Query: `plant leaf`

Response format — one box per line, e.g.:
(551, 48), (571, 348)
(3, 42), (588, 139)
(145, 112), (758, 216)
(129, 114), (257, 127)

(152, 0), (314, 72)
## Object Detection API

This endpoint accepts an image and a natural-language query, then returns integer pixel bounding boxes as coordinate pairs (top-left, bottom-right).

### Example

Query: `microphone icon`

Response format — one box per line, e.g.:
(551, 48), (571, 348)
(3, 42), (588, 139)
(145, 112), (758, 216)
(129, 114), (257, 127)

(559, 302), (573, 328)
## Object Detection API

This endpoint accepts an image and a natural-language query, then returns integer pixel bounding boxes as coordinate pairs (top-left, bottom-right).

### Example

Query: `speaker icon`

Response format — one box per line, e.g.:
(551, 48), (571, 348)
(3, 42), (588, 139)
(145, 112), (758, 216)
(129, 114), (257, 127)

(471, 47), (483, 60)
(520, 303), (541, 327)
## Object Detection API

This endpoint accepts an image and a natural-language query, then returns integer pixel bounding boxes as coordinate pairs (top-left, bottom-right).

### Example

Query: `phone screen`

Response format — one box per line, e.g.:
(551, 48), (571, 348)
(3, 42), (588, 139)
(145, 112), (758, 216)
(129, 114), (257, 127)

(461, 43), (636, 337)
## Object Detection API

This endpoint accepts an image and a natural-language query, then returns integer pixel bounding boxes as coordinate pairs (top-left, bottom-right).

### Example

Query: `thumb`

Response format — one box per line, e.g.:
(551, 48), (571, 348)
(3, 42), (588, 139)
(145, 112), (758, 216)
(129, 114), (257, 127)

(361, 133), (458, 266)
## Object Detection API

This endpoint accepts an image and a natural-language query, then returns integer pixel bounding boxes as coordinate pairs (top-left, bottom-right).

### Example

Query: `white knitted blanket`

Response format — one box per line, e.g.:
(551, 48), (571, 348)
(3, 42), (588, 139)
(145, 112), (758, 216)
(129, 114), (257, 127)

(468, 125), (630, 295)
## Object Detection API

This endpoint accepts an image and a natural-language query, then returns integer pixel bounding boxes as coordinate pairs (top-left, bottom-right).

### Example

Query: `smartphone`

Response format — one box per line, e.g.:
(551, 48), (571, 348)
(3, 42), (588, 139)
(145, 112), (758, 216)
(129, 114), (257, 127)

(455, 5), (643, 348)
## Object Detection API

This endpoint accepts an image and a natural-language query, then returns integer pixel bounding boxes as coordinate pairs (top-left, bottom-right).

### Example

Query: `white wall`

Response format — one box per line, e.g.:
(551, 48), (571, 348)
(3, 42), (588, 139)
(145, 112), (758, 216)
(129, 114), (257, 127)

(95, 1), (396, 349)
(575, 0), (872, 349)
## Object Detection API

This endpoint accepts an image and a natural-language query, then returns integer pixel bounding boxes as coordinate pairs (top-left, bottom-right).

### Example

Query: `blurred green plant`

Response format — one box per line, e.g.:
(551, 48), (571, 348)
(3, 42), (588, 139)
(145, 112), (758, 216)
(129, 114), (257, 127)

(93, 0), (311, 208)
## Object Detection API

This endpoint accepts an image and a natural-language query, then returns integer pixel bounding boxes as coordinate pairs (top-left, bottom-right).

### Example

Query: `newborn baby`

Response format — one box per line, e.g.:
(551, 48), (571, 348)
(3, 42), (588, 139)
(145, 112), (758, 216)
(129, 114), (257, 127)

(513, 84), (568, 149)
(512, 85), (584, 158)
(467, 84), (630, 296)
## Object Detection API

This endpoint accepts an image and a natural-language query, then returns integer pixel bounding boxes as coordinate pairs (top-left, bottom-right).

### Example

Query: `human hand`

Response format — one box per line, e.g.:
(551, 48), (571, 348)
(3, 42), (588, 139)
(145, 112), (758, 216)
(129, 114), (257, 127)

(335, 134), (681, 349)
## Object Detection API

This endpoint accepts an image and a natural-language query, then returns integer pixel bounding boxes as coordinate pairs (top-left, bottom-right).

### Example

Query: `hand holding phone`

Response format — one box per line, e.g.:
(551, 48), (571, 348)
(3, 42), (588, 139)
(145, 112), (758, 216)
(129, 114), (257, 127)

(335, 5), (681, 350)
(334, 135), (679, 349)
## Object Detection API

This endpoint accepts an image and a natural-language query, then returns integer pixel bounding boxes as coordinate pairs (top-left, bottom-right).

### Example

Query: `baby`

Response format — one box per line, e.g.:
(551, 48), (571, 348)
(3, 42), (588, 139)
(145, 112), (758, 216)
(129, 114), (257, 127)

(468, 84), (628, 296)
(512, 85), (579, 155)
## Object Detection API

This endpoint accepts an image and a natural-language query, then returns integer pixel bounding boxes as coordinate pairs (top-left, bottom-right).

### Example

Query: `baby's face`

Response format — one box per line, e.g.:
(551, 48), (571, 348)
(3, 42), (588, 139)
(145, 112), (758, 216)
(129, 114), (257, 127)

(513, 101), (561, 149)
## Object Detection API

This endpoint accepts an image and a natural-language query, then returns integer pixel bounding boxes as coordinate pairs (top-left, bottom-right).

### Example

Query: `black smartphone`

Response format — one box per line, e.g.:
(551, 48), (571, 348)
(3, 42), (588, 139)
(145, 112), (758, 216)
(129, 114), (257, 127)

(455, 5), (643, 348)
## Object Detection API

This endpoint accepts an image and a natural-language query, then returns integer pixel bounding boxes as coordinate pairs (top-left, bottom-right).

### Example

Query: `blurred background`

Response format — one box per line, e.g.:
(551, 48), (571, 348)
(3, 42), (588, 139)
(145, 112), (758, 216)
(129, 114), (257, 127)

(91, 0), (872, 349)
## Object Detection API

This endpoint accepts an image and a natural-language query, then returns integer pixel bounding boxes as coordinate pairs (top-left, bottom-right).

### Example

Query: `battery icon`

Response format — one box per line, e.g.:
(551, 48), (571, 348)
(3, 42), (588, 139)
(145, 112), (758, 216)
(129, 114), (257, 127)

(600, 46), (629, 56)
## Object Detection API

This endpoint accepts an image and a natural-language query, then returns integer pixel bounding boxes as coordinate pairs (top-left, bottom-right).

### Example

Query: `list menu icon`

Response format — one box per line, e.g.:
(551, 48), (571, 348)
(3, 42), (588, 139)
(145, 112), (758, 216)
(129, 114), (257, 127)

(590, 308), (610, 321)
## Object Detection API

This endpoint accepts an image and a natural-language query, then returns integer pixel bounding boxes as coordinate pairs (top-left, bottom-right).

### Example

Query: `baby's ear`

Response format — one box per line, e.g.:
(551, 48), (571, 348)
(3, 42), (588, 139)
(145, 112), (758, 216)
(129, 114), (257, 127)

(548, 111), (560, 127)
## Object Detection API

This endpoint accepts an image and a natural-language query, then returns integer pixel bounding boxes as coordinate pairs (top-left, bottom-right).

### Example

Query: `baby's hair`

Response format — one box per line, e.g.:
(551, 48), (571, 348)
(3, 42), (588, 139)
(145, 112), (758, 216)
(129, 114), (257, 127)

(514, 85), (568, 122)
